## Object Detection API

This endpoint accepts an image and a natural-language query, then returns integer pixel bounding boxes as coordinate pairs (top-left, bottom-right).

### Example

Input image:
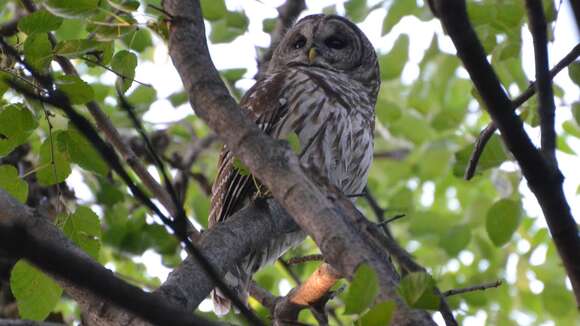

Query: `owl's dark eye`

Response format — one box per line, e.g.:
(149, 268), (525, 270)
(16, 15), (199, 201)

(324, 36), (347, 49)
(293, 36), (306, 49)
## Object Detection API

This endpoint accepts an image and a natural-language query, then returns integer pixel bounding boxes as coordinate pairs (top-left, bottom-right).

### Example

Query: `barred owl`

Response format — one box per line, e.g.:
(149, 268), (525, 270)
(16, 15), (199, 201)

(208, 14), (380, 315)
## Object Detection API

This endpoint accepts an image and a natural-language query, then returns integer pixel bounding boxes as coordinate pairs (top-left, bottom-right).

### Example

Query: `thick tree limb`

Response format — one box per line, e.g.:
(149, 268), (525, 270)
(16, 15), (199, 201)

(273, 263), (341, 325)
(525, 0), (558, 165)
(163, 0), (435, 324)
(0, 190), (218, 326)
(464, 43), (580, 180)
(434, 0), (580, 305)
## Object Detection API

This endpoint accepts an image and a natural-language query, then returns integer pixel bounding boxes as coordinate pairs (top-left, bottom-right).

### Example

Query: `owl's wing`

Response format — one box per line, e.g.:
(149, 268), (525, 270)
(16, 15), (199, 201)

(208, 73), (289, 226)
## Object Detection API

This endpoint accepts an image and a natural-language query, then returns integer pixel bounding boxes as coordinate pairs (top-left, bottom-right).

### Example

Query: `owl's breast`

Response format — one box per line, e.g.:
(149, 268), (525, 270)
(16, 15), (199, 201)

(274, 68), (375, 195)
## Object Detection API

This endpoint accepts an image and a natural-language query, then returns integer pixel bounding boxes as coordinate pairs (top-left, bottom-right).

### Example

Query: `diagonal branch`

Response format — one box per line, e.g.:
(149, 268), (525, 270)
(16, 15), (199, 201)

(163, 0), (435, 324)
(434, 0), (580, 305)
(0, 190), (218, 326)
(464, 43), (580, 180)
(525, 0), (558, 165)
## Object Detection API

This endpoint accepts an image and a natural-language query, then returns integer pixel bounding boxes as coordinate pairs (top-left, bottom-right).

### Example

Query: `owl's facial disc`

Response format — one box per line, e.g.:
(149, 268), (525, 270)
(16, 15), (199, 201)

(282, 17), (361, 71)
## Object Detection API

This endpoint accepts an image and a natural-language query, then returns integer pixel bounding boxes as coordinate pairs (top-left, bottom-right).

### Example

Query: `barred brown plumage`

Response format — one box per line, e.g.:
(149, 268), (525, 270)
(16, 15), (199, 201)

(208, 14), (380, 315)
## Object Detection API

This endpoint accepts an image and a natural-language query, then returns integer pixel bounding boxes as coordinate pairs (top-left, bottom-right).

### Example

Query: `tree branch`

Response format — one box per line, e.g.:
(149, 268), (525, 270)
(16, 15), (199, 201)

(17, 0), (189, 237)
(0, 190), (218, 326)
(464, 43), (580, 180)
(273, 263), (341, 326)
(525, 0), (557, 165)
(434, 0), (580, 305)
(163, 0), (435, 324)
(442, 280), (502, 297)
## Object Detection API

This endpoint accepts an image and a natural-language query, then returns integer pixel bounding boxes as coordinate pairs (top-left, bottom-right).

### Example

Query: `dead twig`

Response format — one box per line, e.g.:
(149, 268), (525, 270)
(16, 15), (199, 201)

(443, 280), (502, 297)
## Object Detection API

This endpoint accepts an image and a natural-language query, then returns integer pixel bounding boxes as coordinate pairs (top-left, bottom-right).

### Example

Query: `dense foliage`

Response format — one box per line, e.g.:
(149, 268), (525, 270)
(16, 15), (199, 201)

(0, 0), (578, 325)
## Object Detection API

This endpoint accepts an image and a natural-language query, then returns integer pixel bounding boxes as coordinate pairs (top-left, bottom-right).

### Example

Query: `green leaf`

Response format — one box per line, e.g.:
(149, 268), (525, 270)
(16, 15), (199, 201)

(18, 10), (63, 34)
(221, 68), (247, 84)
(37, 131), (71, 186)
(63, 206), (101, 259)
(168, 91), (189, 107)
(209, 19), (245, 44)
(128, 86), (157, 105)
(233, 158), (250, 176)
(485, 199), (522, 246)
(23, 33), (52, 72)
(379, 34), (409, 80)
(382, 0), (417, 35)
(45, 0), (99, 18)
(286, 132), (301, 154)
(122, 29), (153, 52)
(226, 11), (249, 30)
(10, 260), (63, 321)
(345, 0), (368, 23)
(53, 39), (101, 58)
(439, 225), (471, 257)
(56, 75), (94, 104)
(0, 165), (28, 203)
(200, 0), (227, 21)
(569, 62), (580, 86)
(357, 301), (395, 326)
(111, 50), (138, 93)
(397, 272), (440, 310)
(61, 129), (108, 175)
(343, 264), (379, 315)
(0, 103), (38, 157)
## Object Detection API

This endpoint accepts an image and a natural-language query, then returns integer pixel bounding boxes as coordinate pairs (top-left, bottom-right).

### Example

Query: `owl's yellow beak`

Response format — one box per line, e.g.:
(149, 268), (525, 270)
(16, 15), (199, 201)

(308, 47), (317, 64)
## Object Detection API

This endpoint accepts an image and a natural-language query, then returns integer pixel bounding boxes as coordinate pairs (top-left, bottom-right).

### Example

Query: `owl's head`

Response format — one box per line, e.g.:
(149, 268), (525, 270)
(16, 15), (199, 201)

(269, 14), (379, 94)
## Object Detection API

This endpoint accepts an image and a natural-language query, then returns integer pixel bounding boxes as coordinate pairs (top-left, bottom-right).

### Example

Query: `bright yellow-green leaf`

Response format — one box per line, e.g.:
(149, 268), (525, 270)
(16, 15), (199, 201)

(397, 272), (440, 310)
(200, 0), (227, 21)
(486, 199), (522, 247)
(111, 50), (138, 92)
(379, 34), (409, 80)
(343, 264), (379, 315)
(10, 260), (63, 321)
(357, 301), (395, 326)
(63, 206), (102, 259)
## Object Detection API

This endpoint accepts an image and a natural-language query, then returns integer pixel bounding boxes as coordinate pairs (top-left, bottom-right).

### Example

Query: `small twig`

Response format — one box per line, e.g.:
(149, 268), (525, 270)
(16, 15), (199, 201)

(286, 254), (324, 265)
(464, 43), (580, 180)
(443, 280), (502, 297)
(346, 192), (366, 198)
(82, 56), (153, 88)
(378, 214), (406, 226)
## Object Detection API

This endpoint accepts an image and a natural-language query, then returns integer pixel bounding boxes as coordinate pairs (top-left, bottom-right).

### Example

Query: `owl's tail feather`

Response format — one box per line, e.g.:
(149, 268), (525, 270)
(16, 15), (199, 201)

(210, 289), (232, 317)
(211, 268), (250, 316)
(211, 229), (306, 316)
